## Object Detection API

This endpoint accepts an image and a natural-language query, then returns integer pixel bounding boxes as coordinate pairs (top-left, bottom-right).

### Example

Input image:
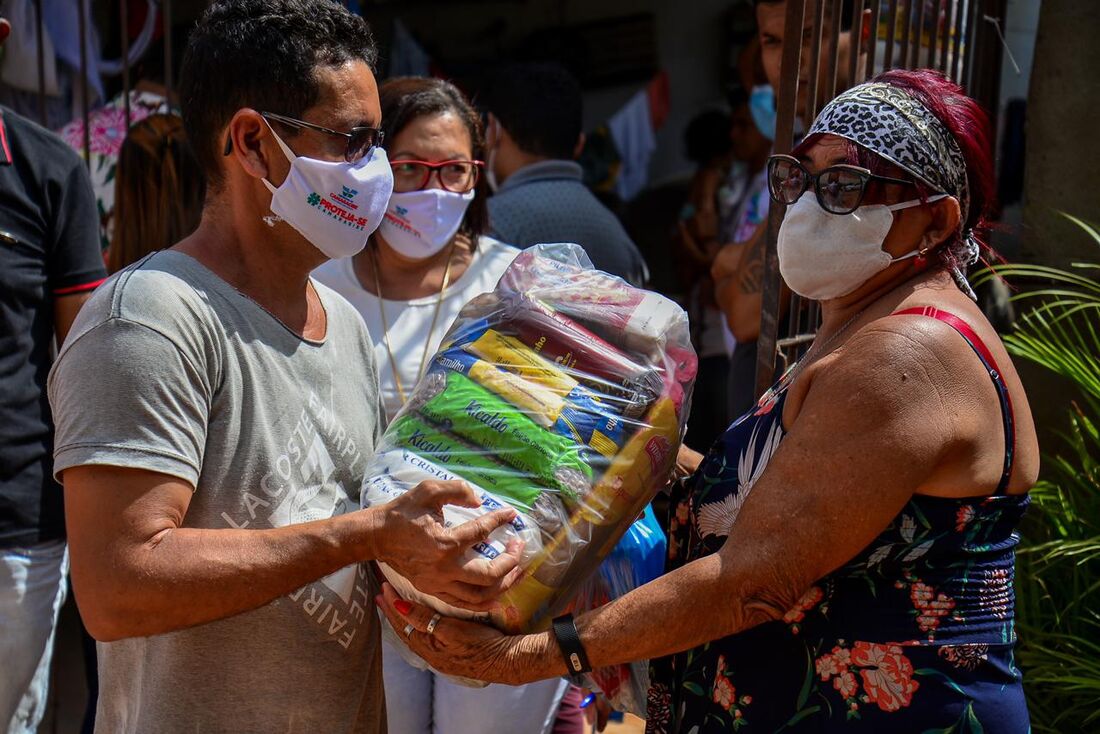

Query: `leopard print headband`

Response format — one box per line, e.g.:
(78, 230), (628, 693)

(808, 82), (980, 298)
(808, 81), (971, 229)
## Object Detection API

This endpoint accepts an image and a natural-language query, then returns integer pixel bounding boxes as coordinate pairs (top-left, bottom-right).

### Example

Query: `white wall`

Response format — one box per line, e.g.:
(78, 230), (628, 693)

(991, 0), (1041, 259)
(999, 0), (1041, 105)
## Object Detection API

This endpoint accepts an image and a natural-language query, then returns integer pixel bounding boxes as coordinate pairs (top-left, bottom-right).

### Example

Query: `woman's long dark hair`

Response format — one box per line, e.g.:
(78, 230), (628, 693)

(374, 77), (488, 245)
(108, 113), (206, 274)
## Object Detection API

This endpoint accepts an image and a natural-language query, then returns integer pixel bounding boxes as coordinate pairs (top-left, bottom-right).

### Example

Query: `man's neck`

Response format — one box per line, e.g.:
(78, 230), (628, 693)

(496, 149), (552, 186)
(173, 197), (328, 339)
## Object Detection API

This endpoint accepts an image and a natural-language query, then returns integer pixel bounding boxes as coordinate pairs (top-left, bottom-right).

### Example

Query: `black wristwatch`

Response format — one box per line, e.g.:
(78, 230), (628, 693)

(551, 613), (592, 681)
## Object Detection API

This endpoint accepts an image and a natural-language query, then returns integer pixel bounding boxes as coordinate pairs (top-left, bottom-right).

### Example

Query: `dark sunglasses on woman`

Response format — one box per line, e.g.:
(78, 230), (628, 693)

(766, 153), (919, 215)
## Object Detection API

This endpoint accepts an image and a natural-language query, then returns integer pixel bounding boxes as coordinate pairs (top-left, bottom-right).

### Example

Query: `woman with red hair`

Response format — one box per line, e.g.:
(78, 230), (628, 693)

(376, 69), (1039, 733)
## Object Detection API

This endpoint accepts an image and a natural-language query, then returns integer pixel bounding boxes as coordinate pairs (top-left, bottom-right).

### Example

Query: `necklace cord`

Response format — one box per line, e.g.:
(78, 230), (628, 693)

(781, 305), (870, 389)
(372, 242), (457, 407)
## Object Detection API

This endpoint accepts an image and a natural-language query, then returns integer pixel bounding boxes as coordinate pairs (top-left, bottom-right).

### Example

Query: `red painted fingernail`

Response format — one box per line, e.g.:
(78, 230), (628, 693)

(394, 599), (412, 615)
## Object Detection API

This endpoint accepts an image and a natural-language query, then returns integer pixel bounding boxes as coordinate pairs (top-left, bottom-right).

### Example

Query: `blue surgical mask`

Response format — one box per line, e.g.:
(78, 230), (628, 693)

(750, 85), (777, 141)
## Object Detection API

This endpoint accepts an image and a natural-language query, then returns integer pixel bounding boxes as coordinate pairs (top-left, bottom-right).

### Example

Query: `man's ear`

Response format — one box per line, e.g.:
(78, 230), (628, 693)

(572, 132), (586, 161)
(492, 119), (520, 156)
(225, 109), (281, 183)
(0, 19), (11, 46)
(484, 112), (498, 147)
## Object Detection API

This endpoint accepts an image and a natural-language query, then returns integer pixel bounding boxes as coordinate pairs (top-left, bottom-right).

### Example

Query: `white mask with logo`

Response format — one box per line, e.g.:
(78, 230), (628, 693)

(378, 188), (475, 260)
(778, 191), (947, 300)
(261, 120), (394, 260)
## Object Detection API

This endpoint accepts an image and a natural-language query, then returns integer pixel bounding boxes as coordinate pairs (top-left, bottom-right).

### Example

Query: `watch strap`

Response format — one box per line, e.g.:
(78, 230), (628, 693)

(551, 613), (592, 678)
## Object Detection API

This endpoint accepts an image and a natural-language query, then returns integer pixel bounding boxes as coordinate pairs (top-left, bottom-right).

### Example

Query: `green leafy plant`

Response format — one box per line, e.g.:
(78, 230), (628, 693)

(975, 211), (1100, 732)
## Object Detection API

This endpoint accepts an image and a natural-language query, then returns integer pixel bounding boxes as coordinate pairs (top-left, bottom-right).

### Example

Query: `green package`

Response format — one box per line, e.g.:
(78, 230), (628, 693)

(406, 371), (593, 499)
(390, 413), (547, 510)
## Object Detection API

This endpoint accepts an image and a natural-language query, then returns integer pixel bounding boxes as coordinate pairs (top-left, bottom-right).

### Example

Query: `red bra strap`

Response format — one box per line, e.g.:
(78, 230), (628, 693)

(892, 306), (1017, 495)
(893, 307), (1000, 370)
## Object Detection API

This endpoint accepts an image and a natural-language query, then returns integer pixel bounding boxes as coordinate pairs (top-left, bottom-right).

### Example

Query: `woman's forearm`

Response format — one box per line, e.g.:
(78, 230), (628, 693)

(556, 553), (782, 673)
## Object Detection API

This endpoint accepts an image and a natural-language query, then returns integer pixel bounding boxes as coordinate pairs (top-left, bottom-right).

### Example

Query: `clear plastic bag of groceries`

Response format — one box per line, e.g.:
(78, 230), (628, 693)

(361, 243), (696, 677)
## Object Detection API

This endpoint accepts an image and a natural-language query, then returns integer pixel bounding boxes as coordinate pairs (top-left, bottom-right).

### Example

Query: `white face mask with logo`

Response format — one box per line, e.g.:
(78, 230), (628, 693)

(262, 120), (394, 260)
(377, 188), (475, 261)
(778, 191), (947, 300)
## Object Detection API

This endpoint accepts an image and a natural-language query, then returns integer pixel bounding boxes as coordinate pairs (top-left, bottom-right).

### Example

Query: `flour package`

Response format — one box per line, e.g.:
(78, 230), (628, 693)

(362, 243), (695, 706)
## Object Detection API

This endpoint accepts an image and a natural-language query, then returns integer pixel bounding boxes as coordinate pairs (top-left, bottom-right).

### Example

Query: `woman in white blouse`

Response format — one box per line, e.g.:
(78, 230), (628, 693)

(314, 76), (570, 734)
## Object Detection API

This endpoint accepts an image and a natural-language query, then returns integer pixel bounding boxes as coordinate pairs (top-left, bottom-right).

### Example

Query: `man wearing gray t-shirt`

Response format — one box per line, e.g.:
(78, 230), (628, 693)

(47, 2), (523, 732)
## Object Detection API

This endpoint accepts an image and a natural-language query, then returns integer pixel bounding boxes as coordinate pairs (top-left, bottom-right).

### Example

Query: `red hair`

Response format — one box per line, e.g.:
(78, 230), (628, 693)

(797, 69), (997, 267)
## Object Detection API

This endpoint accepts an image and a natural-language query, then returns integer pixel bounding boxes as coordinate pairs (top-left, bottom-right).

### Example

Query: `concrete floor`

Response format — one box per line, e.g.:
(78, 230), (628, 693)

(602, 714), (646, 733)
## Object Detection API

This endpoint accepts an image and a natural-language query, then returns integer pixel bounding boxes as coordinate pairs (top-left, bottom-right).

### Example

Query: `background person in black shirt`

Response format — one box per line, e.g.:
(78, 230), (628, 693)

(0, 16), (107, 731)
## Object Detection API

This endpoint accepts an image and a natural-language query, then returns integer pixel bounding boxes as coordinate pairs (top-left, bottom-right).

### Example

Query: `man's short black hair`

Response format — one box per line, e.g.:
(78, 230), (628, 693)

(178, 0), (377, 187)
(753, 0), (855, 31)
(481, 62), (582, 161)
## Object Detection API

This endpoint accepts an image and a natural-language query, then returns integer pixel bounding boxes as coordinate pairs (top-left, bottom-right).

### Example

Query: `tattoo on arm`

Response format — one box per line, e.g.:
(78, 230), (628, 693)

(737, 237), (766, 295)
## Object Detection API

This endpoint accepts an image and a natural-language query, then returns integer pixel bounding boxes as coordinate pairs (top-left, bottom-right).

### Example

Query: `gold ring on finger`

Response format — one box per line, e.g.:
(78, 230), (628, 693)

(403, 623), (415, 638)
(426, 613), (442, 636)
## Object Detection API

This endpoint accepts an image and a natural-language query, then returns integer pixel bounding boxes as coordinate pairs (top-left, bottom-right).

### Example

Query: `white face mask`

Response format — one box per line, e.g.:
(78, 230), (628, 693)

(261, 120), (394, 260)
(777, 191), (948, 300)
(377, 187), (475, 260)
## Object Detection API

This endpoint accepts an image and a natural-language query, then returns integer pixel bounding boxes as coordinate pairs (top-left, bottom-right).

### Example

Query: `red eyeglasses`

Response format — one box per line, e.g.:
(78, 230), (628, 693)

(390, 159), (484, 193)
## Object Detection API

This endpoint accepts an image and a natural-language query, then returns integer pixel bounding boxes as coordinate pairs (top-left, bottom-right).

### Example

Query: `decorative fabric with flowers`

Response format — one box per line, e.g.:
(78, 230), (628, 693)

(647, 377), (1030, 733)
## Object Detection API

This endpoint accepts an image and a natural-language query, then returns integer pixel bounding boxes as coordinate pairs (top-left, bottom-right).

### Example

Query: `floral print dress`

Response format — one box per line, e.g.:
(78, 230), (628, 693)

(647, 308), (1029, 733)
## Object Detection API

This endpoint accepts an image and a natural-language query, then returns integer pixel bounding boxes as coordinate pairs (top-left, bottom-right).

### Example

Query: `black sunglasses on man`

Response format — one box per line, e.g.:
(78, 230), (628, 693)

(222, 111), (384, 163)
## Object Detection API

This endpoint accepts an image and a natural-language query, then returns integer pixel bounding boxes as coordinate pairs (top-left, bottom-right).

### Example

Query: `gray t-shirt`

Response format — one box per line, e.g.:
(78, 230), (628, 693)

(48, 251), (385, 733)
